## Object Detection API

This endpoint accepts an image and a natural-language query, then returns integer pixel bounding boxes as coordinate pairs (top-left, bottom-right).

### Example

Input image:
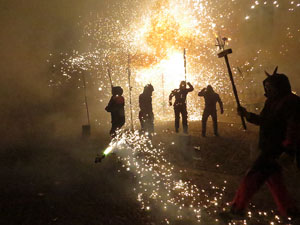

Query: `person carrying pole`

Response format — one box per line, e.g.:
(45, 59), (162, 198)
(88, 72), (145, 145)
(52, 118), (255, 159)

(220, 67), (300, 222)
(105, 86), (125, 138)
(105, 68), (125, 137)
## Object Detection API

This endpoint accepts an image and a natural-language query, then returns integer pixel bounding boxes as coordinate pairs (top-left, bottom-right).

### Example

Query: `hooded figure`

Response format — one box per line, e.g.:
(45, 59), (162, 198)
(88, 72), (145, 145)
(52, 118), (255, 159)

(139, 84), (154, 134)
(169, 81), (194, 133)
(105, 86), (125, 137)
(221, 68), (300, 222)
(198, 85), (223, 137)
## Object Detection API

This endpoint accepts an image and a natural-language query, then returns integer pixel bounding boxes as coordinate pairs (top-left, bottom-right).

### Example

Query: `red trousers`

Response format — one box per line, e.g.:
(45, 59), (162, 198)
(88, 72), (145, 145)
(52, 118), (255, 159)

(232, 170), (296, 217)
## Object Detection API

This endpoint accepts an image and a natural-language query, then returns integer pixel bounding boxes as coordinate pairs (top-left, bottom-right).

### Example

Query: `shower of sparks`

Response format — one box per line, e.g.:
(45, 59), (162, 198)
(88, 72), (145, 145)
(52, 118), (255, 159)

(46, 0), (238, 122)
(100, 130), (289, 224)
(47, 0), (300, 223)
(48, 0), (300, 125)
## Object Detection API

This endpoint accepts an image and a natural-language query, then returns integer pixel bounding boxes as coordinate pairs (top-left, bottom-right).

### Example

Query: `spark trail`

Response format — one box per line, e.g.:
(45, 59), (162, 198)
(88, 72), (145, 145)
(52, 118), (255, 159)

(100, 130), (291, 224)
(48, 0), (300, 127)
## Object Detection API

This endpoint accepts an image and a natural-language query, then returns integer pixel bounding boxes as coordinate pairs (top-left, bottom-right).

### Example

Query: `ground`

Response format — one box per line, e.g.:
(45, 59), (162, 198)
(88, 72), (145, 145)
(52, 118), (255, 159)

(1, 121), (299, 225)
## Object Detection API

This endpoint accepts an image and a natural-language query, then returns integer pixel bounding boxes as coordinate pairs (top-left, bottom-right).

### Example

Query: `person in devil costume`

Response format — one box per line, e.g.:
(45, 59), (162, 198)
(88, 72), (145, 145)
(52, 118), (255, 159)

(105, 86), (125, 137)
(220, 67), (300, 222)
(198, 85), (224, 137)
(139, 84), (154, 134)
(169, 81), (194, 134)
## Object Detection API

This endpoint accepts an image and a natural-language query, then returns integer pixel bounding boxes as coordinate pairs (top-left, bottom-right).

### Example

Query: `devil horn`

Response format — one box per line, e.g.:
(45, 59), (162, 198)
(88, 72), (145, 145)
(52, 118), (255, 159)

(265, 70), (271, 77)
(273, 66), (278, 75)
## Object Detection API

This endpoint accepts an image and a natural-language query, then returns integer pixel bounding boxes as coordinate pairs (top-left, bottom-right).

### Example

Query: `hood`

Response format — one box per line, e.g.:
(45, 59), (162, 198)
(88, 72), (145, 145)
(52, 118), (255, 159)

(112, 86), (123, 96)
(263, 68), (291, 98)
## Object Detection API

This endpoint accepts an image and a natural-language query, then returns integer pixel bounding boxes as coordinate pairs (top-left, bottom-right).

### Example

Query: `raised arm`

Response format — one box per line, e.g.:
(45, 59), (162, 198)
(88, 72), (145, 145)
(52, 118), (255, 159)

(187, 82), (194, 92)
(198, 88), (206, 97)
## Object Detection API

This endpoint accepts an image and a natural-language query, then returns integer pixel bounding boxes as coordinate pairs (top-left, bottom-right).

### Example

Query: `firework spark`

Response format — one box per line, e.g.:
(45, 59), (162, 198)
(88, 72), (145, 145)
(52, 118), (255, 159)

(99, 130), (288, 224)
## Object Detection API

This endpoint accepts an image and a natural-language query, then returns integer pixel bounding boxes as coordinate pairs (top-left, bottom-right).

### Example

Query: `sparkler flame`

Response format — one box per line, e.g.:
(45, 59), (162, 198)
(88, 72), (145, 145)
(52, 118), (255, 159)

(103, 146), (113, 156)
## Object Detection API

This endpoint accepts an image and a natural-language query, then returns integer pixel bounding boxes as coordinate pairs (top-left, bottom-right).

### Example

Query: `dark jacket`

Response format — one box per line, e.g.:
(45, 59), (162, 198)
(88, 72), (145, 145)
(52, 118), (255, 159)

(105, 95), (125, 124)
(169, 83), (194, 107)
(139, 93), (153, 115)
(198, 88), (223, 112)
(246, 74), (300, 159)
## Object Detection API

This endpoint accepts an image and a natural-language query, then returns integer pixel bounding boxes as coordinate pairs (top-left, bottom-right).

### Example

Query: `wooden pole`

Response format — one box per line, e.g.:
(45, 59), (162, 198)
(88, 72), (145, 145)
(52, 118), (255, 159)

(107, 67), (113, 89)
(82, 72), (90, 126)
(128, 54), (134, 131)
(218, 49), (247, 130)
(183, 48), (187, 85)
(162, 73), (165, 114)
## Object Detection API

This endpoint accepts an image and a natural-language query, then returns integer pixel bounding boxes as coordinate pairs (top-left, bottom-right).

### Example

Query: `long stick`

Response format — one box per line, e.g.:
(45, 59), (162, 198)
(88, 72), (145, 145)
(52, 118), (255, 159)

(107, 68), (113, 89)
(162, 73), (165, 114)
(128, 54), (134, 131)
(183, 48), (189, 108)
(223, 54), (247, 130)
(183, 48), (187, 84)
(82, 72), (90, 125)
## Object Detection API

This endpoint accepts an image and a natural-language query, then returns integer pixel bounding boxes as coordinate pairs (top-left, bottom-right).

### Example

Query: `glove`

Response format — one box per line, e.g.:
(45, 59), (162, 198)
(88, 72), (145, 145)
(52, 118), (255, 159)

(220, 108), (224, 114)
(169, 102), (172, 106)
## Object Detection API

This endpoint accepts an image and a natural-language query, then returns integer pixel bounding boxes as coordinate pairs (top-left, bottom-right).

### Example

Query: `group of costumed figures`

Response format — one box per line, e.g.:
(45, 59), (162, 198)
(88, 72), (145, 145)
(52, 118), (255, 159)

(104, 67), (300, 222)
(105, 81), (223, 137)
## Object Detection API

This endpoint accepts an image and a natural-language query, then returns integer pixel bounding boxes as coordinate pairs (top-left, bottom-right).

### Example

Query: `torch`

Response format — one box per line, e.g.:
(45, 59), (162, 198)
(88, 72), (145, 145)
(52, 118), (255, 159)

(216, 36), (247, 130)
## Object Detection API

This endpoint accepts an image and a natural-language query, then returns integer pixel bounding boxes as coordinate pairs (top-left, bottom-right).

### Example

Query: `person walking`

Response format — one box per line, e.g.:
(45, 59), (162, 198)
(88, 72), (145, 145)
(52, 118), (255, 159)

(220, 68), (300, 222)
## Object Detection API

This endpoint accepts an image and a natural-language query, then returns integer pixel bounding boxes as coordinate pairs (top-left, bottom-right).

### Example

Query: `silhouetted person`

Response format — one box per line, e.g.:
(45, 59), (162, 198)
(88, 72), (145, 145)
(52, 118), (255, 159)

(105, 86), (125, 137)
(220, 68), (300, 222)
(198, 85), (223, 137)
(139, 84), (154, 134)
(169, 81), (194, 134)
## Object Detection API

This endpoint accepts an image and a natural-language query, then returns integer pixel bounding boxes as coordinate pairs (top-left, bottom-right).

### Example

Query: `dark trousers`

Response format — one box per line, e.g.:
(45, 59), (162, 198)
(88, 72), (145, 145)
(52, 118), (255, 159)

(202, 109), (218, 135)
(231, 158), (296, 217)
(139, 111), (154, 133)
(174, 105), (188, 133)
(110, 117), (125, 137)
